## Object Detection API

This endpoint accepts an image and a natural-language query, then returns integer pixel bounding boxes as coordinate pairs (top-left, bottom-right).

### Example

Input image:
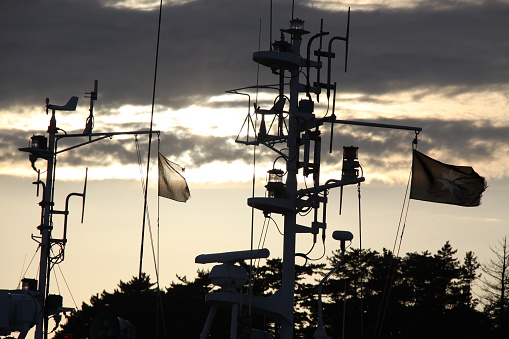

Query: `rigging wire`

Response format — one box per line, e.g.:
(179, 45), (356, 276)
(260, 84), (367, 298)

(138, 0), (163, 281)
(373, 172), (412, 339)
(55, 264), (78, 309)
(257, 217), (271, 254)
(358, 182), (365, 339)
(135, 0), (166, 337)
(248, 144), (257, 314)
(253, 18), (262, 132)
(248, 19), (262, 291)
(18, 247), (40, 289)
(135, 136), (168, 339)
(247, 216), (269, 288)
(17, 255), (28, 289)
(156, 137), (166, 338)
(372, 179), (410, 338)
(51, 270), (61, 297)
(250, 213), (287, 282)
(372, 140), (417, 339)
(135, 137), (160, 282)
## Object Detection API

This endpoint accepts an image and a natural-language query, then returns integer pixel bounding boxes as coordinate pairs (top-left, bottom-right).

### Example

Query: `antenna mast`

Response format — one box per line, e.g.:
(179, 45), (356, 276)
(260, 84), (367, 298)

(198, 8), (421, 338)
(4, 81), (160, 339)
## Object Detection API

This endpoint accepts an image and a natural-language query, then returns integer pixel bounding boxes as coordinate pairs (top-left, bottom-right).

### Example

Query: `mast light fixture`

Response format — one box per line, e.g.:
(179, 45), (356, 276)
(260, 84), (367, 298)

(21, 278), (38, 291)
(285, 18), (309, 36)
(342, 146), (360, 180)
(266, 168), (285, 198)
(31, 135), (48, 150)
(290, 18), (305, 30)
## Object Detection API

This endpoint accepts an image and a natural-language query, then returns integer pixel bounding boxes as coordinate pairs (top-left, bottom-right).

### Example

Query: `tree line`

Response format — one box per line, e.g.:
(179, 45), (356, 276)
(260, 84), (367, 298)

(51, 239), (509, 339)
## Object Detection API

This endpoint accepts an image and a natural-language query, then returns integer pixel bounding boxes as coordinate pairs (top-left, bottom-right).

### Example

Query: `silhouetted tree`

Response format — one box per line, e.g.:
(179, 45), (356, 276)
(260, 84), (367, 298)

(321, 242), (487, 339)
(240, 258), (325, 338)
(53, 260), (322, 338)
(458, 251), (481, 308)
(480, 236), (509, 338)
(163, 269), (229, 338)
(53, 242), (493, 339)
(54, 273), (158, 339)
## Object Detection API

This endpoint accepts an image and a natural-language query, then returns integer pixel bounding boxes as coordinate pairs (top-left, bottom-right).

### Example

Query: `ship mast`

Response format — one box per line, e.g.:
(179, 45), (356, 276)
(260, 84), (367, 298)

(279, 20), (307, 337)
(197, 9), (422, 338)
(248, 17), (359, 338)
(35, 98), (76, 339)
(10, 82), (160, 339)
(197, 14), (363, 338)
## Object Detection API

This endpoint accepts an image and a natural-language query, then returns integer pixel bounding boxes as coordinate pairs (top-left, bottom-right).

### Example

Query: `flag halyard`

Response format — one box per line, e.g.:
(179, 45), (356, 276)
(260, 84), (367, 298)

(410, 150), (487, 207)
(158, 152), (190, 202)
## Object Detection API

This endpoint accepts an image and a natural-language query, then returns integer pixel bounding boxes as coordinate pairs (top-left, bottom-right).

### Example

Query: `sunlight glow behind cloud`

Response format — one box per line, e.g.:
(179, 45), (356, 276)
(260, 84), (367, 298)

(101, 0), (185, 11)
(338, 86), (509, 121)
(307, 0), (490, 11)
(2, 85), (508, 184)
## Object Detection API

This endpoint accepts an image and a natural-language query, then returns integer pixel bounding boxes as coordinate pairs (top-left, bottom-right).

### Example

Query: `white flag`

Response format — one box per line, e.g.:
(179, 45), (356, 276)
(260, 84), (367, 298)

(158, 152), (190, 202)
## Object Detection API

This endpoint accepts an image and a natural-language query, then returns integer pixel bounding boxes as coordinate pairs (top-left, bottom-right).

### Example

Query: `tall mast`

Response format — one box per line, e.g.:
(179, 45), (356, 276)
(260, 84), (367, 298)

(7, 82), (160, 339)
(198, 15), (359, 338)
(35, 110), (57, 339)
(34, 97), (79, 339)
(279, 21), (304, 337)
(198, 9), (422, 338)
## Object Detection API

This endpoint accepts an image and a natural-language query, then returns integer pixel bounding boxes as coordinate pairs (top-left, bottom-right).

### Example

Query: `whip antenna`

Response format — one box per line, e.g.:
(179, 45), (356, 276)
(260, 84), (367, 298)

(139, 0), (163, 279)
(344, 7), (350, 72)
(80, 168), (88, 224)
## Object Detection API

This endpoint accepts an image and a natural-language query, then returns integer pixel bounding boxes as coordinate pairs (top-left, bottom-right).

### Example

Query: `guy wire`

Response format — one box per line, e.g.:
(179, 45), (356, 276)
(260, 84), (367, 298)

(138, 0), (162, 283)
(373, 142), (415, 339)
(137, 1), (164, 338)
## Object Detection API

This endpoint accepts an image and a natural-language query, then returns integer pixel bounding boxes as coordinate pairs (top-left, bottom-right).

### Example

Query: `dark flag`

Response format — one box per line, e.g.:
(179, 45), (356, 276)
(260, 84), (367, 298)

(410, 150), (487, 207)
(158, 152), (191, 202)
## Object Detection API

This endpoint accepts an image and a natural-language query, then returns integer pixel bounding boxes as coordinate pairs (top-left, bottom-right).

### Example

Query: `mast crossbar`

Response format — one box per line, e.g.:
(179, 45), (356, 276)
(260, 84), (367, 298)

(55, 130), (160, 154)
(332, 119), (422, 132)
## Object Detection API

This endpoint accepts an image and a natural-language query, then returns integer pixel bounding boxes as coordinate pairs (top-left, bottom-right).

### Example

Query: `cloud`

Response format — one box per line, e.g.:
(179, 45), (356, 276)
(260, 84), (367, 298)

(2, 0), (508, 181)
(3, 115), (507, 181)
(2, 0), (509, 109)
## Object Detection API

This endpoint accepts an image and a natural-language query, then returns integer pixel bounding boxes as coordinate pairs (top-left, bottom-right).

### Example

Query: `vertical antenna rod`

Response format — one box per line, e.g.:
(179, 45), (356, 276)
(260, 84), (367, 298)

(139, 0), (163, 280)
(269, 0), (273, 50)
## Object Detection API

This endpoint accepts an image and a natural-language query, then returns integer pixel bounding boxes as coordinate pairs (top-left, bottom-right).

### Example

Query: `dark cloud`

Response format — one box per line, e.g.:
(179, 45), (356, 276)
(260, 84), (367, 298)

(2, 0), (508, 180)
(0, 130), (37, 165)
(2, 126), (256, 170)
(344, 2), (509, 94)
(2, 0), (509, 110)
(322, 116), (509, 173)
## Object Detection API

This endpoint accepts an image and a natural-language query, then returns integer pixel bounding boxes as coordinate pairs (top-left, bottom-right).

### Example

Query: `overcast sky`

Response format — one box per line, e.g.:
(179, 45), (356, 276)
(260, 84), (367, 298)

(1, 0), (508, 334)
(1, 0), (508, 179)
